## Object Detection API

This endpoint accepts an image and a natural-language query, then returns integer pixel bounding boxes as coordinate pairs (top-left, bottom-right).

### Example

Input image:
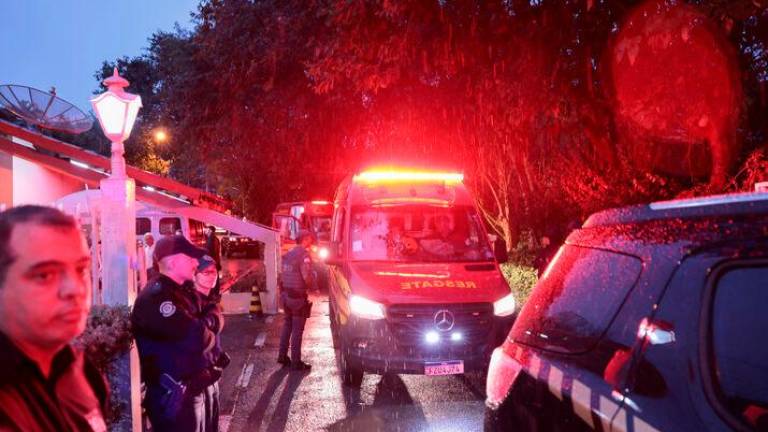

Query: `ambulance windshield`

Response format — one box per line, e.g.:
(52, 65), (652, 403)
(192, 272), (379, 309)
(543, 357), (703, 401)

(349, 205), (494, 262)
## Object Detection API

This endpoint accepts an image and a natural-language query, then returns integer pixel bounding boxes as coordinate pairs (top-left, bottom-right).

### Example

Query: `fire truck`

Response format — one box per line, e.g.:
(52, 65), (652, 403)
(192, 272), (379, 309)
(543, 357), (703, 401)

(325, 168), (517, 387)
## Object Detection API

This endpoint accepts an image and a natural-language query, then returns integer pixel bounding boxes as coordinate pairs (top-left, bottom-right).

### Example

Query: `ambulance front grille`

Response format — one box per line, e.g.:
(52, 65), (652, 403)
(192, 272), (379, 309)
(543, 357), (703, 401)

(386, 303), (494, 353)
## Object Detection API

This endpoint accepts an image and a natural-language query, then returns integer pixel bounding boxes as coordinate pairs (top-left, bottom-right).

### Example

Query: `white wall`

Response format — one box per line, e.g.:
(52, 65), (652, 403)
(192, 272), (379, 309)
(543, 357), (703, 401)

(0, 153), (12, 209)
(12, 156), (85, 206)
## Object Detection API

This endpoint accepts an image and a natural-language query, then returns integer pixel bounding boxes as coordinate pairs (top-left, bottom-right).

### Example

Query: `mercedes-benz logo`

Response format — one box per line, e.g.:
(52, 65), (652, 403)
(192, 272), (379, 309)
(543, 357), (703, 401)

(433, 310), (455, 332)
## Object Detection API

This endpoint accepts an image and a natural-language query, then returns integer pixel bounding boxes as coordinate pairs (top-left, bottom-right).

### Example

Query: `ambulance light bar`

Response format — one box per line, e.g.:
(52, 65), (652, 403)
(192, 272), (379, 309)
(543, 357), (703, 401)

(353, 169), (464, 184)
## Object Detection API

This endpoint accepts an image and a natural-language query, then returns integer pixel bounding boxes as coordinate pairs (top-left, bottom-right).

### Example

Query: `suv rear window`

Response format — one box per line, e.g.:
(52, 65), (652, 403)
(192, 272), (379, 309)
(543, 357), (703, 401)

(510, 245), (642, 353)
(709, 265), (768, 426)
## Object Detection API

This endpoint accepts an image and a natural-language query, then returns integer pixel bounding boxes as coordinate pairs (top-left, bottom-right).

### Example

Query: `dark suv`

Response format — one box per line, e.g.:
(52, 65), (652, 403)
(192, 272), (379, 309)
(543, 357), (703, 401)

(484, 192), (768, 432)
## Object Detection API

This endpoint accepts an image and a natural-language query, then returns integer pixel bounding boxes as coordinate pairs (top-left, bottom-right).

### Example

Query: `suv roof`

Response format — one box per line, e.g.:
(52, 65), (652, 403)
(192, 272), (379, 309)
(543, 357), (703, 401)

(584, 192), (768, 228)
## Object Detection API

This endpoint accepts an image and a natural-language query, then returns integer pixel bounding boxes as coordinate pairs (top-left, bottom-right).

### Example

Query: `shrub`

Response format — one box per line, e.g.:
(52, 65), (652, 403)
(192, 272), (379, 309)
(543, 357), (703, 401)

(500, 262), (538, 308)
(74, 304), (133, 427)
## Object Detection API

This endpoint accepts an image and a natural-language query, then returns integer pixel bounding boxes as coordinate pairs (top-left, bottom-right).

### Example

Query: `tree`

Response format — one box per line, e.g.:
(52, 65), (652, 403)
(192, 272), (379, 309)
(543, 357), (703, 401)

(83, 0), (768, 241)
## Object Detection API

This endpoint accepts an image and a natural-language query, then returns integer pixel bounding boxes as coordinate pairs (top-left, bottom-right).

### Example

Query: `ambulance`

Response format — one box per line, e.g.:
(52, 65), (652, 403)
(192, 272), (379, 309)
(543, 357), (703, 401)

(326, 168), (517, 386)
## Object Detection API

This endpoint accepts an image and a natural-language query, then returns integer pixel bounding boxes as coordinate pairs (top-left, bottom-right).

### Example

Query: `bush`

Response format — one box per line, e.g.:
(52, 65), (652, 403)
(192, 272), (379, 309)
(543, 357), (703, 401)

(500, 262), (538, 308)
(74, 304), (133, 427)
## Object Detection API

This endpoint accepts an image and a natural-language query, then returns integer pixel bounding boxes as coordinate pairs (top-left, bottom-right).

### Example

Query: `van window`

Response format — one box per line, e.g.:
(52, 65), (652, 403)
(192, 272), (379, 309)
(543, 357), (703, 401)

(190, 219), (206, 245)
(159, 217), (181, 235)
(510, 245), (642, 353)
(274, 215), (295, 241)
(709, 265), (768, 426)
(349, 205), (493, 262)
(136, 217), (151, 235)
(332, 208), (345, 256)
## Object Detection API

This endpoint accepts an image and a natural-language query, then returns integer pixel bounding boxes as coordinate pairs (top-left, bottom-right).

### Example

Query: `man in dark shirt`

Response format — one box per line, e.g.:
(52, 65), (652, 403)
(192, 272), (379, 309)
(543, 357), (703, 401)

(204, 226), (222, 270)
(132, 235), (223, 431)
(0, 205), (108, 432)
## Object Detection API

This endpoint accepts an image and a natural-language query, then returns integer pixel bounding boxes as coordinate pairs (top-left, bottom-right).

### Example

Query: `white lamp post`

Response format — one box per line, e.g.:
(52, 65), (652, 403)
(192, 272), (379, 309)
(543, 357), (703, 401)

(90, 68), (142, 431)
(91, 68), (142, 180)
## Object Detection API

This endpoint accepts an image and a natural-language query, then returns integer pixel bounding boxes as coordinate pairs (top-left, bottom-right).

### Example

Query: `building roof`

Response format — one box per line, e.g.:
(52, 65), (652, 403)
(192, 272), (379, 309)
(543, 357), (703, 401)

(0, 119), (232, 212)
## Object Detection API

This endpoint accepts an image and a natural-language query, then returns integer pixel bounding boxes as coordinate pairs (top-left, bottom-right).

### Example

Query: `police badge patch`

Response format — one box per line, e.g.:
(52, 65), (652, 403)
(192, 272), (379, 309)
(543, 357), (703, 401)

(159, 301), (176, 317)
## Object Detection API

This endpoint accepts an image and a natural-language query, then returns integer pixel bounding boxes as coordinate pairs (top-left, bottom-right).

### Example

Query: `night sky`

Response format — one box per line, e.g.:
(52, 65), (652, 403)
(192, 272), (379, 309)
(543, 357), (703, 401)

(0, 0), (198, 111)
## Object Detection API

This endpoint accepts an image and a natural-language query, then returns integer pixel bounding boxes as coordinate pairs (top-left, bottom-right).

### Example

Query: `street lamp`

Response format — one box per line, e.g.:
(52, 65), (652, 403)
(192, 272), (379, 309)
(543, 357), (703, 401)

(89, 66), (142, 305)
(91, 68), (142, 178)
(153, 128), (168, 144)
(90, 67), (143, 431)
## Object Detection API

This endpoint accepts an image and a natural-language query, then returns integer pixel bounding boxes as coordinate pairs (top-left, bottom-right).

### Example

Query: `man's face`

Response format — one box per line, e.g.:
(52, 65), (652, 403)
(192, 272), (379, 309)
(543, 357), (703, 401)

(0, 223), (91, 351)
(145, 235), (155, 246)
(194, 266), (218, 295)
(169, 253), (199, 282)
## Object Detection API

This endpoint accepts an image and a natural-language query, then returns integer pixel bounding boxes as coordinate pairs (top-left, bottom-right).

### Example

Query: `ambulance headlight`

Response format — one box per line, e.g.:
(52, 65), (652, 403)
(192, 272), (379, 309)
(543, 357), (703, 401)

(493, 293), (517, 317)
(425, 331), (440, 344)
(350, 295), (386, 320)
(318, 247), (329, 260)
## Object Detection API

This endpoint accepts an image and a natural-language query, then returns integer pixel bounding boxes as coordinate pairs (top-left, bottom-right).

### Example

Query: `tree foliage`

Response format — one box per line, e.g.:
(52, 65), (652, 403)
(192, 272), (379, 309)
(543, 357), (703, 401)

(88, 0), (768, 252)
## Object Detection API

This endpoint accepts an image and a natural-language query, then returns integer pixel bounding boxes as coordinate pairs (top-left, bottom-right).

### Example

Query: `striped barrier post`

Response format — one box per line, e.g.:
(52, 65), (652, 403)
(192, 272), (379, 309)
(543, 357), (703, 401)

(249, 284), (263, 318)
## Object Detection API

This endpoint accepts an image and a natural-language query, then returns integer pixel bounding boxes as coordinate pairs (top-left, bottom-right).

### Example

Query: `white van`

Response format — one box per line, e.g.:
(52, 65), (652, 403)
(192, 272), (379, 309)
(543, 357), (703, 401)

(54, 190), (207, 247)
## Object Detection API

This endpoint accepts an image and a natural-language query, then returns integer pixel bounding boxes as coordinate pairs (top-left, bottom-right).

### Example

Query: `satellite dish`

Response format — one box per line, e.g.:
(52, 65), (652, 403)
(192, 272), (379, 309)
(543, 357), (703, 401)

(0, 84), (93, 134)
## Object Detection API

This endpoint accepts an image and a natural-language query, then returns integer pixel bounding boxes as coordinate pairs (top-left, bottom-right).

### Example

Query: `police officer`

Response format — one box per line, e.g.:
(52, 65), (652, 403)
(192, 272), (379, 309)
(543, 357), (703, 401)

(190, 255), (230, 432)
(277, 230), (316, 371)
(132, 235), (224, 432)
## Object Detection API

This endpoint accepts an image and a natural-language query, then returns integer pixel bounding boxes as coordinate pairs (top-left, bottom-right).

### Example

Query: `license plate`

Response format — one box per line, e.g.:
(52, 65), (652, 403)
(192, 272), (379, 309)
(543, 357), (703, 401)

(424, 361), (464, 376)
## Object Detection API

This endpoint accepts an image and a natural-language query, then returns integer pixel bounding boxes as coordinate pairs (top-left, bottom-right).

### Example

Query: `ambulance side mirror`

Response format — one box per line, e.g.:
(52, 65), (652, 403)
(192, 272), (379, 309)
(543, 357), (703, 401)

(494, 238), (509, 263)
(324, 241), (343, 266)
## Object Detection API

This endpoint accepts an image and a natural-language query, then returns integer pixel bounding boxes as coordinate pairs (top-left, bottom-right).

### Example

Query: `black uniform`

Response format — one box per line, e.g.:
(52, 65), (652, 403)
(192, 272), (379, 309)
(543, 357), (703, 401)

(132, 274), (223, 432)
(278, 246), (313, 366)
(205, 234), (222, 270)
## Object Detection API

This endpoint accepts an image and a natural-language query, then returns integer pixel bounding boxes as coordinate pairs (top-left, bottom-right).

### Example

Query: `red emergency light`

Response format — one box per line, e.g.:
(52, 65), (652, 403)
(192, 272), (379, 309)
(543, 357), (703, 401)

(353, 169), (464, 184)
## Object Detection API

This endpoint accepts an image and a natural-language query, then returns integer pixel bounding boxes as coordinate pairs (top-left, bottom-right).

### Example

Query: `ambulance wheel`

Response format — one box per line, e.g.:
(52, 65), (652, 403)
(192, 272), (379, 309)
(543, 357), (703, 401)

(340, 352), (364, 387)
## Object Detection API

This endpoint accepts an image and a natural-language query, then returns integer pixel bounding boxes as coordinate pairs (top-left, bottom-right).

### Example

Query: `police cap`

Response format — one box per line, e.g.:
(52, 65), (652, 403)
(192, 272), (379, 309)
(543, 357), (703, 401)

(154, 235), (207, 262)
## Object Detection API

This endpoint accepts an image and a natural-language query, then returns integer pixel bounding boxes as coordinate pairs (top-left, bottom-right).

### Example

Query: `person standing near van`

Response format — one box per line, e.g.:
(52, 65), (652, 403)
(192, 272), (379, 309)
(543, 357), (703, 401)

(144, 233), (157, 278)
(189, 255), (230, 432)
(277, 230), (315, 371)
(132, 235), (223, 431)
(204, 226), (222, 271)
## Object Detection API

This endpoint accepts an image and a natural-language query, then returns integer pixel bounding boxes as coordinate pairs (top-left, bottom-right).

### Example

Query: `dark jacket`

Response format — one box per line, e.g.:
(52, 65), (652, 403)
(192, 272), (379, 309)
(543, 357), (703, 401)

(0, 332), (108, 432)
(132, 274), (221, 384)
(281, 246), (311, 295)
(205, 234), (222, 269)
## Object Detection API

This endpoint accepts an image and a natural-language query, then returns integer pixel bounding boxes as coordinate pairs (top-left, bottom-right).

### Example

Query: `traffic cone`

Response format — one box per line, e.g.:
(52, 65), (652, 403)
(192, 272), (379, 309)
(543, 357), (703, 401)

(249, 284), (263, 319)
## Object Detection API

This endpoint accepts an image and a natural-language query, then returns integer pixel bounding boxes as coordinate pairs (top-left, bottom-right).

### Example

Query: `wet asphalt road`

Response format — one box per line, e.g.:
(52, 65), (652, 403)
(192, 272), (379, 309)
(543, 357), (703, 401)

(218, 292), (488, 432)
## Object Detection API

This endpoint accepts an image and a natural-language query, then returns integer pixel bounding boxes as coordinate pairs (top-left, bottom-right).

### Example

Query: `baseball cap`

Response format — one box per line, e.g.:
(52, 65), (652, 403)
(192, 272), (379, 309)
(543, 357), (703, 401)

(154, 235), (207, 262)
(197, 255), (216, 272)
